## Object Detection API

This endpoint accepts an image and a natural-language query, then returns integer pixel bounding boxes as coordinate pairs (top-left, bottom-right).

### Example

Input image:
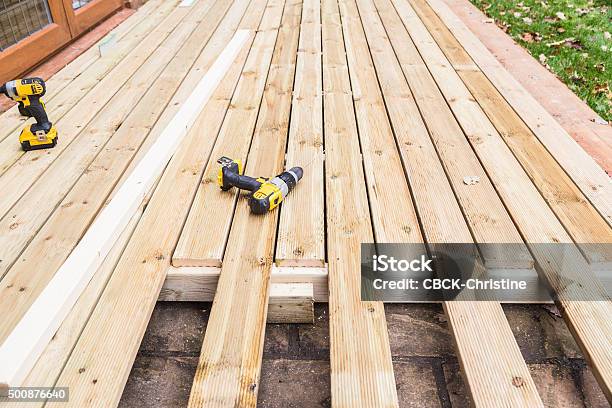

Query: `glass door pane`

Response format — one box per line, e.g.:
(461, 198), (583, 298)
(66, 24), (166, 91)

(72, 0), (93, 10)
(0, 0), (53, 50)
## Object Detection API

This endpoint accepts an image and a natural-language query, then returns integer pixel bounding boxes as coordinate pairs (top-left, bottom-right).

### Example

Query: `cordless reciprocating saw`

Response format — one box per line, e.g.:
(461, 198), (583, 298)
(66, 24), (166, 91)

(0, 78), (58, 151)
(217, 156), (303, 214)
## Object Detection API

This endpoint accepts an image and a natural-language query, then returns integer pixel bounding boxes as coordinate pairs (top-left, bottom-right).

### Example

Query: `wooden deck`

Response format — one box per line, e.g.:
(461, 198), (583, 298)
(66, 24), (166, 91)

(0, 0), (610, 406)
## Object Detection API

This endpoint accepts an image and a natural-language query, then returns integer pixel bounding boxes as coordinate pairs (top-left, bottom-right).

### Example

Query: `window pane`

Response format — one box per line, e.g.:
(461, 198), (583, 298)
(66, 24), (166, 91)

(0, 0), (53, 51)
(72, 0), (93, 10)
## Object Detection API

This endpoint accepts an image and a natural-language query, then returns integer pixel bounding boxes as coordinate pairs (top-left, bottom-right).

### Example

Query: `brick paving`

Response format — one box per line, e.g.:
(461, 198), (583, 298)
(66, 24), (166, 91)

(119, 303), (608, 407)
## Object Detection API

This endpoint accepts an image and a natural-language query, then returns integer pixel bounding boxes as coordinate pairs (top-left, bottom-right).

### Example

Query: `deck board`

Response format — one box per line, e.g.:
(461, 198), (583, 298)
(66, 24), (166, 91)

(322, 0), (399, 404)
(172, 0), (283, 268)
(0, 0), (610, 405)
(359, 0), (542, 405)
(403, 0), (612, 399)
(424, 0), (612, 226)
(188, 2), (300, 404)
(406, 0), (612, 267)
(275, 0), (326, 267)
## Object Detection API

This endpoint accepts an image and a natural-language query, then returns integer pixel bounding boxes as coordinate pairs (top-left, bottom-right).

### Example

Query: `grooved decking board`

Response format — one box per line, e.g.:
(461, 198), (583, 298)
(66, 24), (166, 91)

(0, 0), (179, 176)
(187, 0), (300, 405)
(348, 0), (543, 406)
(0, 0), (234, 347)
(338, 0), (422, 244)
(359, 0), (531, 269)
(406, 0), (612, 268)
(399, 0), (612, 401)
(322, 0), (398, 405)
(0, 0), (188, 223)
(0, 197), (147, 408)
(0, 0), (166, 145)
(0, 0), (218, 284)
(275, 0), (325, 267)
(172, 0), (288, 268)
(424, 0), (612, 226)
(44, 4), (265, 406)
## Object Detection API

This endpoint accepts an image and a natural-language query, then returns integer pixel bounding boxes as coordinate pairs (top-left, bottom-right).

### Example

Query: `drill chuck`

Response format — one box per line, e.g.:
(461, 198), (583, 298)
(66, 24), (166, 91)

(249, 167), (303, 214)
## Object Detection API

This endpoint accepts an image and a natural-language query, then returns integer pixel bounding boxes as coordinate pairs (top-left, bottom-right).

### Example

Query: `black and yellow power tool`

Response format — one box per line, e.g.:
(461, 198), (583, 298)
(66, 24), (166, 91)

(217, 156), (303, 214)
(0, 78), (58, 151)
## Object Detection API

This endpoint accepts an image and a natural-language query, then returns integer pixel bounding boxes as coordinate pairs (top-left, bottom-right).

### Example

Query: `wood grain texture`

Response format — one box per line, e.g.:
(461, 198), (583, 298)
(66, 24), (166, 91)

(400, 0), (612, 401)
(404, 0), (611, 267)
(0, 2), (239, 384)
(0, 0), (188, 224)
(0, 13), (247, 393)
(0, 0), (219, 291)
(0, 0), (165, 145)
(360, 0), (531, 269)
(267, 283), (314, 323)
(0, 192), (147, 408)
(0, 0), (233, 357)
(0, 0), (179, 176)
(173, 0), (294, 268)
(322, 0), (398, 405)
(44, 2), (263, 405)
(161, 265), (329, 302)
(187, 1), (301, 406)
(338, 0), (422, 245)
(349, 0), (543, 406)
(424, 0), (612, 226)
(275, 0), (325, 267)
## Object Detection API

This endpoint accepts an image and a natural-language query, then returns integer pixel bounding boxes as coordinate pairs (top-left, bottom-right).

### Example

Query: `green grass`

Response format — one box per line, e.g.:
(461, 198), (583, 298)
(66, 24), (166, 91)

(469, 0), (612, 121)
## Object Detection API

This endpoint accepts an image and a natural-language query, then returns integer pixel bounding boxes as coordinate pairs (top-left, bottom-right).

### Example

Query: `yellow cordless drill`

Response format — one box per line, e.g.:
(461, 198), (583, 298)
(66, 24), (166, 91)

(217, 156), (303, 214)
(0, 78), (58, 151)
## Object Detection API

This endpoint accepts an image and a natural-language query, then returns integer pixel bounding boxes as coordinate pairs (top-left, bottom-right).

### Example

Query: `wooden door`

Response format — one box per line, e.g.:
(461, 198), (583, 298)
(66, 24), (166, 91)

(0, 0), (123, 82)
(63, 0), (123, 37)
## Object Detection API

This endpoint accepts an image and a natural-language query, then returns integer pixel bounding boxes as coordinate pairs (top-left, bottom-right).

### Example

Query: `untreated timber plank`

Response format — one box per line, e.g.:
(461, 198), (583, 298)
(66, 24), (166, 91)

(322, 0), (398, 405)
(187, 1), (300, 405)
(342, 0), (542, 406)
(172, 0), (292, 268)
(0, 193), (148, 408)
(425, 0), (612, 226)
(0, 0), (166, 144)
(338, 0), (422, 246)
(0, 0), (219, 283)
(44, 5), (266, 407)
(399, 0), (612, 401)
(360, 0), (531, 269)
(161, 265), (329, 302)
(0, 0), (236, 354)
(275, 0), (325, 267)
(405, 0), (612, 267)
(267, 283), (314, 323)
(0, 0), (178, 175)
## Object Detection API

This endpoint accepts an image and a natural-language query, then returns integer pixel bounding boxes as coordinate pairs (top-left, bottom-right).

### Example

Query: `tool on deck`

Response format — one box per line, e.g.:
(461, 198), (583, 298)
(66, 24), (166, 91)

(0, 78), (58, 151)
(217, 156), (303, 214)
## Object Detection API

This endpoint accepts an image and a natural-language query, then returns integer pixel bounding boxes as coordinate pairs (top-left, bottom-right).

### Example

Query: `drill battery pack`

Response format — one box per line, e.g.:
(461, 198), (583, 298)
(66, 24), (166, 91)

(19, 124), (58, 151)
